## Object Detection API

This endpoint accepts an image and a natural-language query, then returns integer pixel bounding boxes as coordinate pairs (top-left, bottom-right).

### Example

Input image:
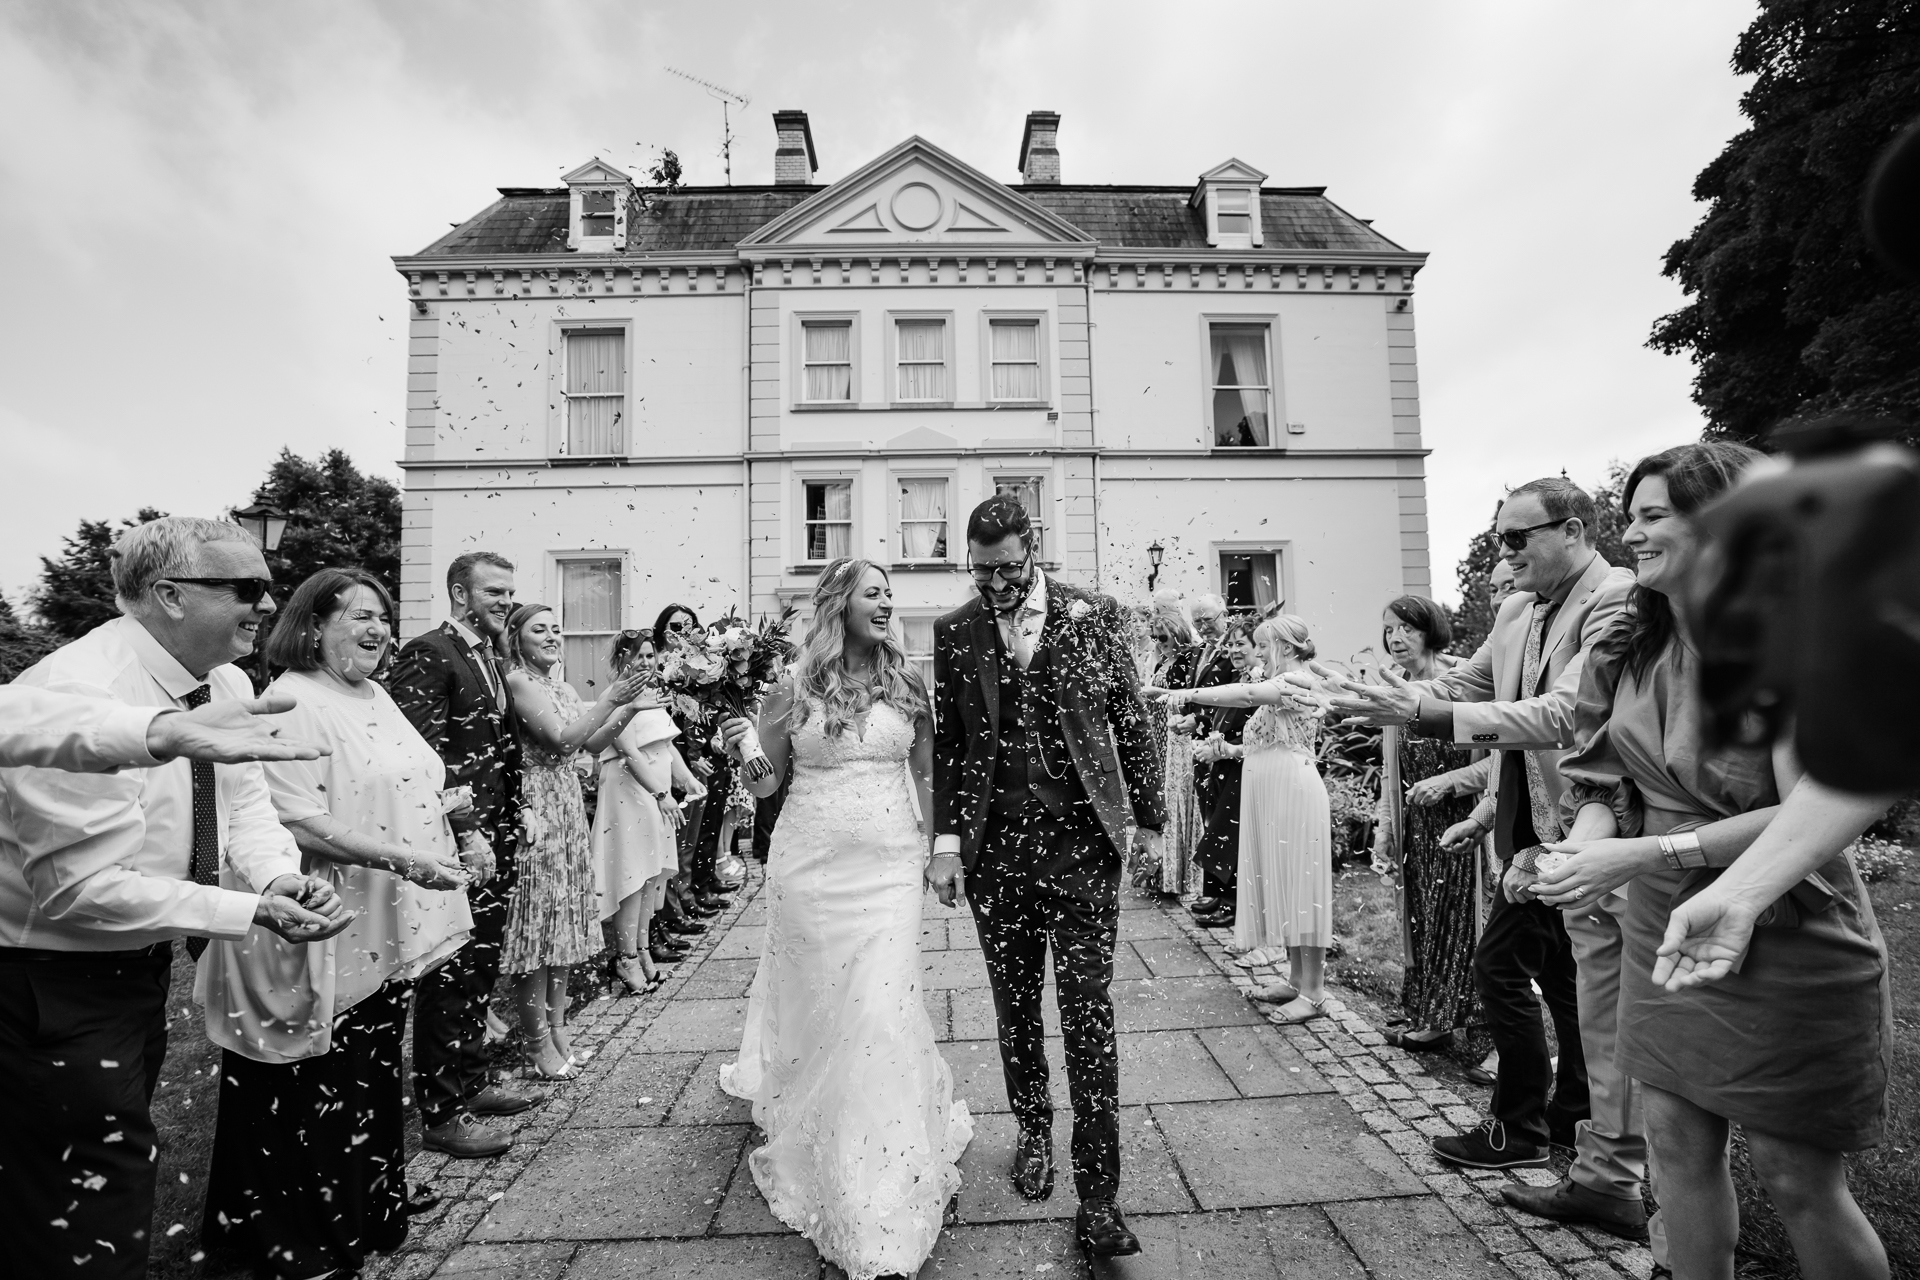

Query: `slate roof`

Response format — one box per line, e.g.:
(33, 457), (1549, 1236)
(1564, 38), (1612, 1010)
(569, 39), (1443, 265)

(408, 182), (1404, 257)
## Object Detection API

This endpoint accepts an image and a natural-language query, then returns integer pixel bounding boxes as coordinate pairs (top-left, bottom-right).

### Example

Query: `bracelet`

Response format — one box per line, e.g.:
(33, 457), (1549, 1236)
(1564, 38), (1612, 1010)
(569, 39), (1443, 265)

(1657, 830), (1707, 870)
(931, 851), (961, 861)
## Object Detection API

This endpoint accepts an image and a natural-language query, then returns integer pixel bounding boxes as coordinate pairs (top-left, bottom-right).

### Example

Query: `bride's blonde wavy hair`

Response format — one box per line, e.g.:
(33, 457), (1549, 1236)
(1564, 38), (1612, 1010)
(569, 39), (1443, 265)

(789, 557), (929, 736)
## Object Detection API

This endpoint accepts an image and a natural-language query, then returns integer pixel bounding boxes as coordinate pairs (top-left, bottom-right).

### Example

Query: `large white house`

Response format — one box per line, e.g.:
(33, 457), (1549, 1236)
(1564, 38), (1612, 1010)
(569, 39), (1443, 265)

(392, 111), (1430, 694)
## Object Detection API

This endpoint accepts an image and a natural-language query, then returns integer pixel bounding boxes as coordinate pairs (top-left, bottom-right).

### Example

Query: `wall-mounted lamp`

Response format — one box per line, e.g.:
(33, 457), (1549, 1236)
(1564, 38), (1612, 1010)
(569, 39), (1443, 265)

(233, 502), (290, 552)
(1146, 540), (1165, 593)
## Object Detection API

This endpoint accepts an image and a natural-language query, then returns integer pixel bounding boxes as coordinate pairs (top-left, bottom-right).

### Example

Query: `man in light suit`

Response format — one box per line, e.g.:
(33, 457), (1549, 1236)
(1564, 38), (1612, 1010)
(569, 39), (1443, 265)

(1330, 478), (1653, 1246)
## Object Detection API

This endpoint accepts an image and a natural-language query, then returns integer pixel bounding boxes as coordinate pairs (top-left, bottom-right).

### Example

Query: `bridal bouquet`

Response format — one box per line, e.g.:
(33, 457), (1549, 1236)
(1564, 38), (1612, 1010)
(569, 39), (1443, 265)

(654, 606), (796, 781)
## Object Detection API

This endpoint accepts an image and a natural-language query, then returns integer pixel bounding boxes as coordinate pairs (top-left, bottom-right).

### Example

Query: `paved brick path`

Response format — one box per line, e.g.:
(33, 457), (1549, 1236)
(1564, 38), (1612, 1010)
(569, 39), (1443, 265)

(365, 871), (1659, 1279)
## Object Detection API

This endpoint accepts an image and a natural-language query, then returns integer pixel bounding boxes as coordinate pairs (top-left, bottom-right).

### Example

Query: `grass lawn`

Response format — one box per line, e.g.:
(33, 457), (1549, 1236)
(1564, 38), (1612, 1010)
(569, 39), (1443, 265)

(1328, 847), (1920, 1280)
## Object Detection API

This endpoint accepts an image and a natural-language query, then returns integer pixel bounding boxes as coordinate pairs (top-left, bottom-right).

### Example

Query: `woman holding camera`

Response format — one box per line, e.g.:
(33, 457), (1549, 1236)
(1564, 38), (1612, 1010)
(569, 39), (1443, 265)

(1535, 441), (1893, 1280)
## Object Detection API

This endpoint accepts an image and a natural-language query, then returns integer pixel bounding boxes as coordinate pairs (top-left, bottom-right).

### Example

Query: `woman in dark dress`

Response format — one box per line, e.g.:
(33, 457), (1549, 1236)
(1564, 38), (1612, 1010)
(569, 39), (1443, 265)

(1194, 618), (1257, 933)
(1536, 442), (1894, 1280)
(1370, 596), (1480, 1052)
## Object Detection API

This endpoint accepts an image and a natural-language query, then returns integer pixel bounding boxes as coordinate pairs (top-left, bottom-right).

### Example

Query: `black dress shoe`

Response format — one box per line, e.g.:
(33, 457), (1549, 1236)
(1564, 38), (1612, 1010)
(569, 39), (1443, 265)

(1193, 910), (1235, 929)
(664, 916), (707, 936)
(1189, 896), (1223, 916)
(695, 889), (732, 910)
(648, 943), (684, 965)
(1010, 1128), (1054, 1201)
(1075, 1199), (1140, 1257)
(683, 897), (721, 918)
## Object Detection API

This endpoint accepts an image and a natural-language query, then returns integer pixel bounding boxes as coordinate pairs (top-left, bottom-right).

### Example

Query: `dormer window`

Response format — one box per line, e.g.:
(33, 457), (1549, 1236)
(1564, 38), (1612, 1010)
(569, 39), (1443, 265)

(580, 190), (616, 238)
(1194, 159), (1268, 250)
(562, 158), (635, 251)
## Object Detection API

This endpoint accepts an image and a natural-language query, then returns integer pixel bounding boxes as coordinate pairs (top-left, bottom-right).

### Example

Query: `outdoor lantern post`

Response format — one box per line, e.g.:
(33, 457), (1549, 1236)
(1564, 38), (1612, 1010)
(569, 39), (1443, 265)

(233, 502), (290, 552)
(1146, 540), (1165, 593)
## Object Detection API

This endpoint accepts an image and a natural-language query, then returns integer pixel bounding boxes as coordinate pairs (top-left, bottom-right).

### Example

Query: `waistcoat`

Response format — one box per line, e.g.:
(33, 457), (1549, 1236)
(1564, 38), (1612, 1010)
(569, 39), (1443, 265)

(989, 630), (1085, 820)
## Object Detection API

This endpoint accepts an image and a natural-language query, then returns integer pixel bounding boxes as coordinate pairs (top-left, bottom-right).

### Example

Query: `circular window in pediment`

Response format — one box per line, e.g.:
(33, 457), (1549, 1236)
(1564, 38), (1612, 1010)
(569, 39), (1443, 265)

(890, 182), (943, 231)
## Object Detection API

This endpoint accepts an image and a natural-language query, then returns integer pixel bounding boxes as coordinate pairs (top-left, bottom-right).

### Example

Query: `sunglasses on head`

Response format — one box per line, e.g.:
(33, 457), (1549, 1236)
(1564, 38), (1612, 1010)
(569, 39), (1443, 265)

(164, 577), (275, 604)
(1497, 518), (1572, 553)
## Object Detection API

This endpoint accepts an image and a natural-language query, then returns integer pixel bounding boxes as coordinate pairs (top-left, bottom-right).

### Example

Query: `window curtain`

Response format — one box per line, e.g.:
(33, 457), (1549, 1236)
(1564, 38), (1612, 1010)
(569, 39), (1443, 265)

(990, 321), (1040, 399)
(1210, 329), (1270, 446)
(567, 331), (625, 454)
(803, 323), (852, 401)
(896, 321), (946, 400)
(994, 477), (1044, 556)
(1221, 553), (1280, 613)
(899, 478), (948, 559)
(560, 559), (622, 695)
(901, 616), (936, 692)
(807, 482), (852, 560)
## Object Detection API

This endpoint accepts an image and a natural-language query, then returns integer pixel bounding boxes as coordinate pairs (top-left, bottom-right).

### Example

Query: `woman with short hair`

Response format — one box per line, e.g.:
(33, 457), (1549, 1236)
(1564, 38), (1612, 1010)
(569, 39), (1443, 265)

(200, 568), (473, 1280)
(1371, 595), (1482, 1052)
(1538, 441), (1894, 1280)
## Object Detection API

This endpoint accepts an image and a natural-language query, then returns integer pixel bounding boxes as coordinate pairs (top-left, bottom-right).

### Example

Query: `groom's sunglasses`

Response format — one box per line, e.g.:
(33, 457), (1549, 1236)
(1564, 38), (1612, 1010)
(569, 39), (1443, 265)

(162, 577), (276, 605)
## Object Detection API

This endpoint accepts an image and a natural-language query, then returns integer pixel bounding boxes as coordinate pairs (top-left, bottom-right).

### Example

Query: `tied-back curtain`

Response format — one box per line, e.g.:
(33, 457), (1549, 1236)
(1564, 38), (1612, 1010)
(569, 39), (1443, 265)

(807, 482), (852, 561)
(1222, 552), (1280, 614)
(560, 559), (622, 695)
(901, 616), (936, 691)
(1210, 329), (1270, 447)
(899, 479), (948, 559)
(566, 331), (626, 455)
(896, 321), (946, 400)
(990, 321), (1040, 399)
(803, 323), (852, 401)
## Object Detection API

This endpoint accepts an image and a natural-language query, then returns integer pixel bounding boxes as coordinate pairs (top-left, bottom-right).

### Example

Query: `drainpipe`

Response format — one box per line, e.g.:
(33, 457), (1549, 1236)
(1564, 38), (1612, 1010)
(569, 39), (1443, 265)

(1083, 259), (1100, 591)
(740, 258), (754, 615)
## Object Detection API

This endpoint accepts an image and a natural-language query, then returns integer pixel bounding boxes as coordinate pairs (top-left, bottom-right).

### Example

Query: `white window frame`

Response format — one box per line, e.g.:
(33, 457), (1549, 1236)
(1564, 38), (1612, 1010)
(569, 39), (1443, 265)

(548, 318), (633, 459)
(793, 471), (859, 567)
(567, 184), (628, 251)
(552, 553), (627, 698)
(897, 610), (940, 693)
(977, 311), (1050, 406)
(1201, 315), (1282, 450)
(988, 472), (1049, 562)
(1203, 184), (1262, 250)
(886, 311), (955, 407)
(1214, 542), (1292, 616)
(892, 471), (955, 565)
(791, 311), (860, 407)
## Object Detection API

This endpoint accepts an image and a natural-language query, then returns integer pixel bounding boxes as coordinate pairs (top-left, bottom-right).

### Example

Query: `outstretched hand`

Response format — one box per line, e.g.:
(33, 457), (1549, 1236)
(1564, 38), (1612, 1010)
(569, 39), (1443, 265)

(148, 694), (331, 765)
(1321, 665), (1420, 727)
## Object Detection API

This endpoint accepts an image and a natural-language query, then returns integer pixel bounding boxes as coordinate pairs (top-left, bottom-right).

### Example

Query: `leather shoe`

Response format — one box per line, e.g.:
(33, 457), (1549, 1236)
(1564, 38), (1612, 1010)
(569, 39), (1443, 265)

(1075, 1199), (1140, 1257)
(1193, 910), (1235, 929)
(469, 1083), (544, 1116)
(1502, 1176), (1648, 1241)
(695, 890), (731, 911)
(649, 942), (685, 965)
(1189, 896), (1224, 916)
(664, 916), (707, 936)
(1010, 1128), (1054, 1201)
(421, 1112), (510, 1159)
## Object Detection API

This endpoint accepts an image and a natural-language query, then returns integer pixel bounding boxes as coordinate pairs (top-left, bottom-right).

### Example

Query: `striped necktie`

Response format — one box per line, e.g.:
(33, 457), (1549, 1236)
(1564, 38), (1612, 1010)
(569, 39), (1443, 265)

(184, 684), (219, 960)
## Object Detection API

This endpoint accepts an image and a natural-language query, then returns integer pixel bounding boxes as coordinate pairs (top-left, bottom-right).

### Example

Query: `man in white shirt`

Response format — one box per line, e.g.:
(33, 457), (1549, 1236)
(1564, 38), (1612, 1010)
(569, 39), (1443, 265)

(0, 685), (329, 772)
(0, 516), (348, 1280)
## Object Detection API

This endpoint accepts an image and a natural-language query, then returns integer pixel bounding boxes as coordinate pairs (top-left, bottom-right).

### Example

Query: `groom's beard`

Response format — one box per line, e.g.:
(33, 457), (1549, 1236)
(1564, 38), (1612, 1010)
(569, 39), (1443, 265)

(980, 576), (1035, 618)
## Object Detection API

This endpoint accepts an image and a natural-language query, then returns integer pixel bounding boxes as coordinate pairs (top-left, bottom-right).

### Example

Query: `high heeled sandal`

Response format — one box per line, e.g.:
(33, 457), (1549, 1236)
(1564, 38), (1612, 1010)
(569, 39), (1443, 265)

(611, 952), (661, 996)
(1270, 994), (1328, 1025)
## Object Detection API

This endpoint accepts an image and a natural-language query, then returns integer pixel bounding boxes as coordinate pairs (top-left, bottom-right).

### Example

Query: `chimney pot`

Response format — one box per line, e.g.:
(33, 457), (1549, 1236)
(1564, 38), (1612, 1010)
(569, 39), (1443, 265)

(1018, 111), (1061, 185)
(773, 109), (817, 185)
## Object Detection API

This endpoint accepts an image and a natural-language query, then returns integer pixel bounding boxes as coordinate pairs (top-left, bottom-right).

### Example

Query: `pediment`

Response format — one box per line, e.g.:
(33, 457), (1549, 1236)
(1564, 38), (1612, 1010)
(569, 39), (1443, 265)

(1197, 158), (1268, 185)
(884, 425), (960, 451)
(563, 159), (633, 187)
(740, 136), (1095, 254)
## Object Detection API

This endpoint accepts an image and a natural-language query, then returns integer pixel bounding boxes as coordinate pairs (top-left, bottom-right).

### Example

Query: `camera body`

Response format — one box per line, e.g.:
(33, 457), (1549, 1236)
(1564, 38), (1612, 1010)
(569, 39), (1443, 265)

(1688, 431), (1920, 793)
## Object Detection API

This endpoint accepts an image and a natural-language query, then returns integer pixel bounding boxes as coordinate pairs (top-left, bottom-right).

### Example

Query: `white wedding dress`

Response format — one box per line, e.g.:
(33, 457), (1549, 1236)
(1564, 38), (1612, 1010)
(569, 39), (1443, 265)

(720, 697), (973, 1280)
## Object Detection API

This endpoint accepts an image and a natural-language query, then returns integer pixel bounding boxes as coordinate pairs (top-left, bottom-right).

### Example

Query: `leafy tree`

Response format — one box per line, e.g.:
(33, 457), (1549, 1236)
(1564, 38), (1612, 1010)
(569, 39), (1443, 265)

(647, 148), (684, 191)
(1649, 0), (1920, 444)
(0, 589), (62, 682)
(244, 448), (403, 598)
(32, 507), (167, 640)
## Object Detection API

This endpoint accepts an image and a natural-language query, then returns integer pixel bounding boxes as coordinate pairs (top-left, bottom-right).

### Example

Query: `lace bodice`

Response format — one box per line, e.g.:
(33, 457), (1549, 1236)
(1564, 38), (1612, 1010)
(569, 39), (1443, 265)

(1244, 696), (1319, 756)
(788, 697), (917, 782)
(520, 672), (587, 769)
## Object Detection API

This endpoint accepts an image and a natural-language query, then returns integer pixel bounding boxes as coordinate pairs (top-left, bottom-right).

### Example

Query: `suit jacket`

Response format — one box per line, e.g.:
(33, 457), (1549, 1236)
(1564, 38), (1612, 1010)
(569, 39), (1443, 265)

(388, 623), (523, 859)
(1415, 553), (1634, 828)
(933, 579), (1166, 869)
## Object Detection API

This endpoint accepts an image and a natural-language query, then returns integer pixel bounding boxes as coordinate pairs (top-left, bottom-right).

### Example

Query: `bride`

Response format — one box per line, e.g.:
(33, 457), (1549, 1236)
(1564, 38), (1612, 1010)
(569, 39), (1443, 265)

(717, 556), (973, 1280)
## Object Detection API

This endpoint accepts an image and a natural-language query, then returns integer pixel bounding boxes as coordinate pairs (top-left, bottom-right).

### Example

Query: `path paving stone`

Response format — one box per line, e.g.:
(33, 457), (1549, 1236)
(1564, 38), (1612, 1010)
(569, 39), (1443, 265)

(367, 870), (1645, 1280)
(1152, 1095), (1429, 1208)
(467, 1124), (747, 1241)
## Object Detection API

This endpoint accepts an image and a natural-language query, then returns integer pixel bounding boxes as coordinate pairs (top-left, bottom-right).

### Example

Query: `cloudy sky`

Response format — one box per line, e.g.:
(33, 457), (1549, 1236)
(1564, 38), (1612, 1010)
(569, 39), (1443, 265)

(0, 0), (1755, 608)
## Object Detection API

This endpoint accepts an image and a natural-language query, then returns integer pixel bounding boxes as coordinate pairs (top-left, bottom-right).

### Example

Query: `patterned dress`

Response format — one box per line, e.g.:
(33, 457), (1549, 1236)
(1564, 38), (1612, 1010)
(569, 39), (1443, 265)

(1383, 728), (1482, 1033)
(1234, 694), (1333, 952)
(501, 672), (601, 973)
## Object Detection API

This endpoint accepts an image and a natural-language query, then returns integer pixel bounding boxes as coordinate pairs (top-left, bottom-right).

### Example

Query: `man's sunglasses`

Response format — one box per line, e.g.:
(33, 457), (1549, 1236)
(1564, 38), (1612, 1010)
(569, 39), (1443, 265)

(1497, 518), (1572, 553)
(966, 554), (1032, 585)
(163, 577), (276, 604)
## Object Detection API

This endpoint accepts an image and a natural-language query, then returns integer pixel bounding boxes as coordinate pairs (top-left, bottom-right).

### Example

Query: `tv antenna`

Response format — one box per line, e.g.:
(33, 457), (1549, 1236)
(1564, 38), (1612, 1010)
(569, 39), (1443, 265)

(664, 66), (750, 186)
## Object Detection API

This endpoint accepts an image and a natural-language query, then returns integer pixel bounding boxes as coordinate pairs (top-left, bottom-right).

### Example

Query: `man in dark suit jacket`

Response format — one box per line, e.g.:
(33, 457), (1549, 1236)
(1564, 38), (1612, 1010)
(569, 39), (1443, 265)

(389, 551), (540, 1157)
(1183, 594), (1241, 923)
(927, 497), (1164, 1260)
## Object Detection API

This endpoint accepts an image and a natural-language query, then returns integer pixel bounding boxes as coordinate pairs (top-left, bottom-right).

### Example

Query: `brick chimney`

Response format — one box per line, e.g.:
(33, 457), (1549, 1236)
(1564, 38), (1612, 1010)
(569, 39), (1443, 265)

(1018, 111), (1061, 185)
(772, 110), (817, 185)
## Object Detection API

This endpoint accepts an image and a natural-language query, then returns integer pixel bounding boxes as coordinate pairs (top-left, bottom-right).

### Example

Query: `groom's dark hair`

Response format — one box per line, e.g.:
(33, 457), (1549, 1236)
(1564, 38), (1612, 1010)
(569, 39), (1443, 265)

(965, 495), (1034, 550)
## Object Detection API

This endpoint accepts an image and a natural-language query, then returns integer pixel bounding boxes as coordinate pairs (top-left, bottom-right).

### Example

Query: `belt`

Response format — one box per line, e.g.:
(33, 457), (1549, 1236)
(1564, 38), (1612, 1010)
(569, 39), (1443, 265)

(0, 941), (173, 963)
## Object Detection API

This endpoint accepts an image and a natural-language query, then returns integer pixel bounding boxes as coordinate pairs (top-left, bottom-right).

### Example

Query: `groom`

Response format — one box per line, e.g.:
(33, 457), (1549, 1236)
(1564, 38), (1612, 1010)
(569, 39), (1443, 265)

(928, 496), (1165, 1259)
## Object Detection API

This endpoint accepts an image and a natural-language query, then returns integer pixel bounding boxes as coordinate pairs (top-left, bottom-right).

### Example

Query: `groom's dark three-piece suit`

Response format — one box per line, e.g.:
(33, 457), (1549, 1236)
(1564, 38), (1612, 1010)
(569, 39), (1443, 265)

(932, 573), (1164, 1205)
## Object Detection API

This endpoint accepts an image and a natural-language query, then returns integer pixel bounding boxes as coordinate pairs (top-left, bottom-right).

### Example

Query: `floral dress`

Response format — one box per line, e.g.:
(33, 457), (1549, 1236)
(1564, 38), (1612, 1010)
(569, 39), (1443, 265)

(501, 672), (601, 973)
